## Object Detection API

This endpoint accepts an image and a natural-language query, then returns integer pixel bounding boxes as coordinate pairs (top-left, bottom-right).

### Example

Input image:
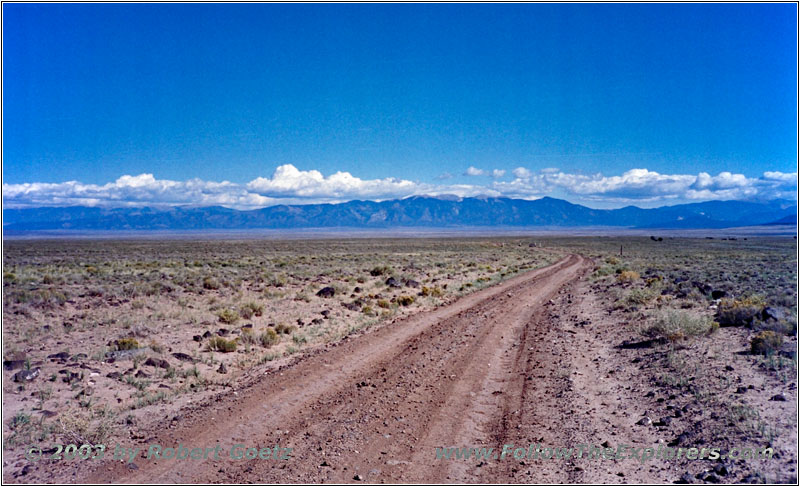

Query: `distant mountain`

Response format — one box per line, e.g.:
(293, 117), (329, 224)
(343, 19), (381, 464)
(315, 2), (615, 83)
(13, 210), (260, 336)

(764, 214), (797, 226)
(2, 197), (797, 232)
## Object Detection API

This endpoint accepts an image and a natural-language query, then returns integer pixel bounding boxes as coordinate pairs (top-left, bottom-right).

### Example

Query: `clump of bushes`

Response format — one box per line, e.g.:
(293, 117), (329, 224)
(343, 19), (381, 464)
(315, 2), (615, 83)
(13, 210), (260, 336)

(643, 309), (716, 342)
(217, 308), (240, 324)
(750, 331), (784, 356)
(239, 301), (264, 319)
(370, 265), (392, 276)
(206, 337), (237, 353)
(115, 338), (140, 351)
(616, 270), (640, 283)
(274, 323), (296, 335)
(419, 286), (444, 297)
(202, 277), (221, 290)
(645, 276), (662, 287)
(377, 299), (391, 309)
(259, 328), (280, 348)
(716, 296), (765, 327)
(624, 287), (658, 306)
(397, 295), (415, 306)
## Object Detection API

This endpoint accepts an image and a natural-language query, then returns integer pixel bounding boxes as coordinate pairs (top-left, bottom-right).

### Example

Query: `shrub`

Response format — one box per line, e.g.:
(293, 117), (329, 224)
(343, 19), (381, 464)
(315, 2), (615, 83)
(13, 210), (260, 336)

(397, 295), (415, 306)
(643, 309), (714, 341)
(377, 299), (391, 309)
(645, 276), (662, 287)
(206, 337), (237, 353)
(617, 271), (640, 283)
(274, 323), (296, 335)
(216, 309), (240, 325)
(240, 302), (264, 319)
(420, 286), (444, 297)
(202, 277), (221, 290)
(259, 328), (280, 348)
(750, 331), (783, 356)
(625, 287), (657, 306)
(717, 296), (765, 327)
(370, 265), (392, 277)
(115, 338), (139, 351)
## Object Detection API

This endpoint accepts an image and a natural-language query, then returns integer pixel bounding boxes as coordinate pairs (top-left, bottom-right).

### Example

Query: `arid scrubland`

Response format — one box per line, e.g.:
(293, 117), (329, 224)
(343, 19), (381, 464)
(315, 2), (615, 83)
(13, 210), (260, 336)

(548, 236), (797, 483)
(2, 236), (797, 483)
(2, 238), (555, 453)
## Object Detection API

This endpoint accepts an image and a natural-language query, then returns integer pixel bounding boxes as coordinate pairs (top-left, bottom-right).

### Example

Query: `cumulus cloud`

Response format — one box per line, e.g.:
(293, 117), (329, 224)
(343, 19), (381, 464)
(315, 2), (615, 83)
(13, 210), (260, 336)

(512, 167), (533, 179)
(464, 166), (485, 176)
(2, 174), (277, 209)
(498, 167), (798, 203)
(3, 165), (796, 210)
(246, 164), (420, 200)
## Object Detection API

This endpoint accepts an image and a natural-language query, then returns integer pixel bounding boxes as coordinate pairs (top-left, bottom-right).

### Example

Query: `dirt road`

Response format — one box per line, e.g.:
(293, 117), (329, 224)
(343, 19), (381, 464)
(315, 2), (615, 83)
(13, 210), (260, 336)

(68, 254), (591, 483)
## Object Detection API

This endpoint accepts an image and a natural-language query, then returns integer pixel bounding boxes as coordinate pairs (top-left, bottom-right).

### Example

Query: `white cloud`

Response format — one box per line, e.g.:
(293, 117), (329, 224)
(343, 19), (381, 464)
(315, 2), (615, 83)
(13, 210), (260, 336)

(2, 174), (277, 210)
(512, 167), (533, 179)
(3, 166), (796, 210)
(246, 164), (421, 200)
(464, 166), (485, 176)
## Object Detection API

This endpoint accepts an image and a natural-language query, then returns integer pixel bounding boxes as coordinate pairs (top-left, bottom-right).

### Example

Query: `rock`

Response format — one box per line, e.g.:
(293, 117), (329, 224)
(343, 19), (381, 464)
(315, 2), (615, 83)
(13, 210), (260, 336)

(704, 473), (720, 483)
(105, 348), (149, 360)
(171, 352), (195, 363)
(668, 432), (690, 447)
(762, 307), (787, 322)
(13, 368), (40, 383)
(385, 277), (401, 288)
(342, 301), (360, 311)
(202, 330), (213, 338)
(47, 351), (70, 361)
(217, 363), (228, 374)
(39, 410), (58, 418)
(735, 386), (747, 394)
(405, 280), (420, 288)
(321, 310), (330, 317)
(711, 290), (727, 300)
(769, 393), (787, 402)
(713, 463), (729, 477)
(675, 472), (694, 484)
(144, 357), (170, 369)
(691, 281), (712, 294)
(312, 318), (323, 325)
(135, 370), (150, 378)
(656, 417), (672, 427)
(637, 416), (652, 426)
(107, 371), (122, 380)
(316, 287), (335, 298)
(3, 359), (26, 370)
(353, 474), (363, 481)
(241, 323), (253, 330)
(217, 328), (230, 337)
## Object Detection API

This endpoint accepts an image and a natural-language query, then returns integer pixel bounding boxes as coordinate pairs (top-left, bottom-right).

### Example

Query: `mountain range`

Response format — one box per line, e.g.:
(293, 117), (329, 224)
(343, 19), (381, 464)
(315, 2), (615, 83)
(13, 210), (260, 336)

(2, 196), (797, 232)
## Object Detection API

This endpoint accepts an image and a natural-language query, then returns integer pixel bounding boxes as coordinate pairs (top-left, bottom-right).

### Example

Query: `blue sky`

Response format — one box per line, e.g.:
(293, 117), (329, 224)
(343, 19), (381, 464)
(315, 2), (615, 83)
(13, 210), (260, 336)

(3, 3), (797, 209)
